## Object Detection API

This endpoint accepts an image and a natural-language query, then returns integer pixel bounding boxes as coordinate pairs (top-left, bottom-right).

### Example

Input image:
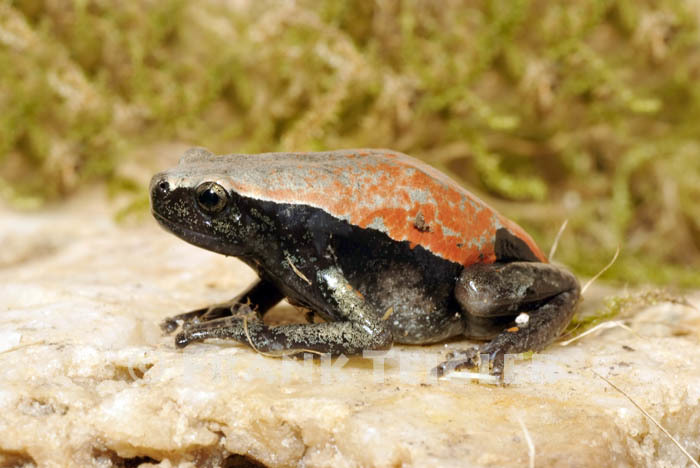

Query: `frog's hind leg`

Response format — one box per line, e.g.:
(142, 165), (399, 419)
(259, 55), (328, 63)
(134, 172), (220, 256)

(173, 266), (393, 355)
(435, 262), (580, 377)
(160, 279), (284, 334)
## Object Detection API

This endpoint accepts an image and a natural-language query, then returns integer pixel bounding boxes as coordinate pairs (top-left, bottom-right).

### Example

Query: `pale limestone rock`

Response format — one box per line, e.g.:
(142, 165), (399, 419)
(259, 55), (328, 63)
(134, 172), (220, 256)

(0, 194), (699, 467)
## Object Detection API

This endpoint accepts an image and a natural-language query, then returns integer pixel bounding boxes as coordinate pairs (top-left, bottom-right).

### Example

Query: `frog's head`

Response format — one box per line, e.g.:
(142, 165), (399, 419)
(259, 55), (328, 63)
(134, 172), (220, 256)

(150, 147), (252, 256)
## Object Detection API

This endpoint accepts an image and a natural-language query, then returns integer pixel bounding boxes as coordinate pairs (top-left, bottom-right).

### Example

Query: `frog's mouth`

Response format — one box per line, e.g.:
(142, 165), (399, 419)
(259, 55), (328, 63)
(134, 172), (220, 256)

(151, 210), (238, 256)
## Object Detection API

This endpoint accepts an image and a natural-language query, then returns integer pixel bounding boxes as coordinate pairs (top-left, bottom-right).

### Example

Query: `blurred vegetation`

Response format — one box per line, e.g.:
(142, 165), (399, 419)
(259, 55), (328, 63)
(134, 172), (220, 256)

(1, 0), (699, 286)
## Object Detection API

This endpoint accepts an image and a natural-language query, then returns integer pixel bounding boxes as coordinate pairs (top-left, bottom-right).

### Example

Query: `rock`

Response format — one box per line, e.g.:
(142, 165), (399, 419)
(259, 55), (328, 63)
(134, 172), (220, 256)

(1, 193), (699, 467)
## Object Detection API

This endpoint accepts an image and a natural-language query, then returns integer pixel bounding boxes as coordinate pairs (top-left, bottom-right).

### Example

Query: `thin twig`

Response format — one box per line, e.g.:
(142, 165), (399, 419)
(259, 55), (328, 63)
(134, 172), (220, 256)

(592, 370), (700, 468)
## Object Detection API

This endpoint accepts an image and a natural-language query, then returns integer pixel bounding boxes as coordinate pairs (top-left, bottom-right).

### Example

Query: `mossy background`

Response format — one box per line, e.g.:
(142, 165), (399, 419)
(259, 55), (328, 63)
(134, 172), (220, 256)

(1, 0), (699, 286)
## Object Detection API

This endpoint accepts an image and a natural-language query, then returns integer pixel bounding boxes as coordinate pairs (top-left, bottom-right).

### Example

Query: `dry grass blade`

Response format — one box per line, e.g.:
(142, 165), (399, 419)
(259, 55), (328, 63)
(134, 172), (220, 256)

(581, 246), (620, 296)
(443, 371), (500, 385)
(243, 316), (324, 358)
(548, 219), (568, 261)
(516, 414), (536, 468)
(286, 255), (312, 285)
(559, 320), (638, 346)
(0, 341), (47, 354)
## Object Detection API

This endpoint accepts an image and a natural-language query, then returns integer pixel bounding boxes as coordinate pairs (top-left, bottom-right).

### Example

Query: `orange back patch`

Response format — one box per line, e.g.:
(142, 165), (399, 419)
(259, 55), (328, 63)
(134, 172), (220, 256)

(174, 149), (547, 265)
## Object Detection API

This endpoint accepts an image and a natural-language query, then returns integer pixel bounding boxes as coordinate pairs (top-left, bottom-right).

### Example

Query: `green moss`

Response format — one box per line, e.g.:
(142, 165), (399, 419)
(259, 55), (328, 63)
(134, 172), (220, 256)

(566, 288), (692, 336)
(2, 0), (700, 286)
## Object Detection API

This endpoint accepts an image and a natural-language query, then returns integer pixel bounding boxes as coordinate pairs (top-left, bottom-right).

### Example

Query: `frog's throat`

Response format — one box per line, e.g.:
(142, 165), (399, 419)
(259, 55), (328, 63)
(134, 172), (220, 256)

(151, 210), (242, 256)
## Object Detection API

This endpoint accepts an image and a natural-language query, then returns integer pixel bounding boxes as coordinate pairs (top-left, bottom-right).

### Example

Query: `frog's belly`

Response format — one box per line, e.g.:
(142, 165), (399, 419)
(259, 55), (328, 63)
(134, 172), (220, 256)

(387, 305), (465, 344)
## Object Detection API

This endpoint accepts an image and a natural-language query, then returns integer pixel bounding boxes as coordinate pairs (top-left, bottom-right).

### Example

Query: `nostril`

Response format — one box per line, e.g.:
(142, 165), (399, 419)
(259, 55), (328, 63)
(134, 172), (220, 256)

(157, 180), (169, 193)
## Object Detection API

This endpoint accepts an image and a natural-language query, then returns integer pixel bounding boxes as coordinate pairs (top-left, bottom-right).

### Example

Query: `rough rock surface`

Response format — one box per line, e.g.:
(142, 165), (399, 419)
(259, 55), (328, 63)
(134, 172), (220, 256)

(1, 193), (699, 468)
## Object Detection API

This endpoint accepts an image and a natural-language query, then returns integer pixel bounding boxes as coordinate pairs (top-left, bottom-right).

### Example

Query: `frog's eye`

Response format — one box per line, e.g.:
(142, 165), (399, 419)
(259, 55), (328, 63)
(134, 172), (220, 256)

(195, 182), (228, 215)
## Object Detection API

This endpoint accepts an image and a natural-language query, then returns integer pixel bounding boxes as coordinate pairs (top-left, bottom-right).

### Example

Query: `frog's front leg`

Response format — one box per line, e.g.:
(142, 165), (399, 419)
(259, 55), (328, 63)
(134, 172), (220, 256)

(436, 262), (580, 377)
(160, 279), (284, 334)
(174, 267), (393, 355)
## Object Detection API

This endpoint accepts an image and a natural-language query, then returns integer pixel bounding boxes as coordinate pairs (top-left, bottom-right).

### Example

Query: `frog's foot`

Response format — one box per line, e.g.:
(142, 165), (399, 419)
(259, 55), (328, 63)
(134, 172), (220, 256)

(449, 261), (580, 377)
(160, 303), (261, 335)
(433, 339), (522, 379)
(436, 286), (581, 379)
(432, 347), (481, 377)
(159, 279), (283, 335)
(160, 306), (229, 334)
(174, 316), (392, 355)
(173, 266), (393, 355)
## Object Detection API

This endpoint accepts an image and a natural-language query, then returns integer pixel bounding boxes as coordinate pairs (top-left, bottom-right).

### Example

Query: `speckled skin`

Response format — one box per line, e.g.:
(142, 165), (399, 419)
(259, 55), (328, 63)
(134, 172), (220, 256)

(150, 148), (580, 375)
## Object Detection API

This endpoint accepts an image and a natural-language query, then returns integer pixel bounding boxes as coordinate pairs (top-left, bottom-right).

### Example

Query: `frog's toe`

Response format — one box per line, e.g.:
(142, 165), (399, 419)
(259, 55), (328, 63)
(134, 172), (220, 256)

(174, 320), (228, 347)
(230, 303), (261, 321)
(159, 307), (212, 335)
(160, 318), (180, 335)
(175, 331), (191, 348)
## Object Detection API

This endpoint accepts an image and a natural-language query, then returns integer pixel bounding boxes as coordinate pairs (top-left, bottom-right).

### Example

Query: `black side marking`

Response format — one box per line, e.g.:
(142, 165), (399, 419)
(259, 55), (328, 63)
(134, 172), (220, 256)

(494, 228), (541, 263)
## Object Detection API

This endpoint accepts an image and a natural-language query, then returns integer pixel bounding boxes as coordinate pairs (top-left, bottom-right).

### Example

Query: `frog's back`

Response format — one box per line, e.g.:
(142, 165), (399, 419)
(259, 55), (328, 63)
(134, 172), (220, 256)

(175, 148), (546, 266)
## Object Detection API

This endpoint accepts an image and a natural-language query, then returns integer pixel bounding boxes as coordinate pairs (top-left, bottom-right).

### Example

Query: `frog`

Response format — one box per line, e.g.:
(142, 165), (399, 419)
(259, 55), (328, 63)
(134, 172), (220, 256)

(150, 147), (580, 376)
